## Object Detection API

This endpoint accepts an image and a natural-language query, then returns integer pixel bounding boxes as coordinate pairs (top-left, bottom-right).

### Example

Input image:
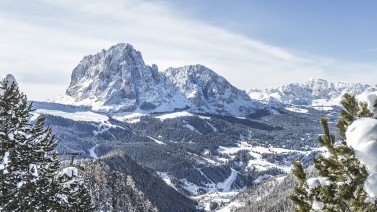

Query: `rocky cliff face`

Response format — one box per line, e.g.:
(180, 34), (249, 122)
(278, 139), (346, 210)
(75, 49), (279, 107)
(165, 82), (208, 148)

(63, 43), (263, 116)
(66, 43), (186, 113)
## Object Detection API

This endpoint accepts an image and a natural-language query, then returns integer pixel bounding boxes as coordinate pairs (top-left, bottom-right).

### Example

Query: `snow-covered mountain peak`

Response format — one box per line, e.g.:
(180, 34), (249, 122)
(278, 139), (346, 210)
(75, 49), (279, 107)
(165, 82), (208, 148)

(64, 43), (185, 113)
(164, 65), (263, 115)
(164, 64), (227, 89)
(67, 43), (146, 92)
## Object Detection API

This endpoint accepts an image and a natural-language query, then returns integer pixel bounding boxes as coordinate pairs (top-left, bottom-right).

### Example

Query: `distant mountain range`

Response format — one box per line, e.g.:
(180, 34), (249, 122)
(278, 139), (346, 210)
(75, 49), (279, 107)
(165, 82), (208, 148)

(248, 78), (376, 108)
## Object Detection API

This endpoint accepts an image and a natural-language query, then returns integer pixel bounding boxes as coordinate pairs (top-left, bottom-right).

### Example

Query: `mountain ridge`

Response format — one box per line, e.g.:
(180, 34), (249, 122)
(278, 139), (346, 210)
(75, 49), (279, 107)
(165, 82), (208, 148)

(57, 43), (264, 116)
(248, 78), (375, 107)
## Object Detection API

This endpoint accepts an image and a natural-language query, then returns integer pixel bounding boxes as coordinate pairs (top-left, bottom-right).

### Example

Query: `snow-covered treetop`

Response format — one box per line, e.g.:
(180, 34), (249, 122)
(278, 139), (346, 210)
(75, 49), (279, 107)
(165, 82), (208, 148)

(0, 74), (18, 88)
(0, 74), (18, 96)
(357, 91), (377, 116)
(345, 92), (377, 201)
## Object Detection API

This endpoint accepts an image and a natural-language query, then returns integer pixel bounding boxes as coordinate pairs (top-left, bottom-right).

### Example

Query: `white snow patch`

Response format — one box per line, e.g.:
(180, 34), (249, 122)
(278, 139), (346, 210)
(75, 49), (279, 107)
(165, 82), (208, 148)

(275, 175), (287, 183)
(346, 118), (377, 173)
(285, 107), (309, 114)
(198, 115), (211, 120)
(202, 149), (210, 155)
(147, 136), (165, 145)
(112, 112), (145, 123)
(29, 164), (38, 177)
(312, 200), (324, 210)
(346, 118), (377, 200)
(181, 179), (200, 194)
(1, 74), (17, 88)
(17, 181), (25, 189)
(8, 133), (14, 140)
(0, 152), (9, 171)
(216, 169), (238, 192)
(183, 123), (201, 134)
(29, 112), (40, 122)
(155, 111), (193, 121)
(206, 122), (218, 132)
(61, 167), (78, 178)
(218, 142), (306, 155)
(88, 144), (99, 159)
(187, 90), (198, 99)
(364, 173), (377, 199)
(307, 177), (330, 189)
(158, 172), (176, 189)
(54, 95), (131, 113)
(57, 193), (69, 204)
(357, 91), (377, 115)
(36, 109), (109, 123)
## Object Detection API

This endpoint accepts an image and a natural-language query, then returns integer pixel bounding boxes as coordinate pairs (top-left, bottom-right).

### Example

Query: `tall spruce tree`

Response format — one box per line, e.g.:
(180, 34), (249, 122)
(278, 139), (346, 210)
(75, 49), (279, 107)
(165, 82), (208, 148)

(0, 75), (92, 211)
(291, 94), (377, 211)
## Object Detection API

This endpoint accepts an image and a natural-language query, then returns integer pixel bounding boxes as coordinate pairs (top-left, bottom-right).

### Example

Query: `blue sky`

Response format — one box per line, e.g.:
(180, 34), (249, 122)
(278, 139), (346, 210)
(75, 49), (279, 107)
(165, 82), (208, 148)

(161, 0), (377, 62)
(0, 0), (377, 100)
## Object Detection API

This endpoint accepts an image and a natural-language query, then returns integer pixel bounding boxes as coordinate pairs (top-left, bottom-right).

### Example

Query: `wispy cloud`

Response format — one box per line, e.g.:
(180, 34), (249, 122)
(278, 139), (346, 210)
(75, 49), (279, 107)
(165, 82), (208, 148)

(0, 0), (376, 100)
(366, 48), (377, 52)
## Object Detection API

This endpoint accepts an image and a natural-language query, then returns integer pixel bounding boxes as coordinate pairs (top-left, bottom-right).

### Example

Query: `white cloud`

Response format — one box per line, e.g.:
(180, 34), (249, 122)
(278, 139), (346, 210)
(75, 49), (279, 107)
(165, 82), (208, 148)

(0, 0), (376, 101)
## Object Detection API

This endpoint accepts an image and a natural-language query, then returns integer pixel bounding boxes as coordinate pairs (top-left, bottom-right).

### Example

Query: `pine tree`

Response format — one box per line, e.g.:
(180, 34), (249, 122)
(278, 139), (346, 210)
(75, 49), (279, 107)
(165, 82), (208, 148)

(57, 166), (93, 211)
(291, 94), (377, 211)
(290, 161), (311, 211)
(0, 77), (93, 211)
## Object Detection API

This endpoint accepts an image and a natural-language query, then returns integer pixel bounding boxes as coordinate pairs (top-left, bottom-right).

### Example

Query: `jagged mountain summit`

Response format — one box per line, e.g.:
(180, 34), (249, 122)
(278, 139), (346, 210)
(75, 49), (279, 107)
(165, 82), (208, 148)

(59, 43), (263, 116)
(164, 64), (262, 115)
(64, 43), (187, 113)
(248, 78), (374, 107)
